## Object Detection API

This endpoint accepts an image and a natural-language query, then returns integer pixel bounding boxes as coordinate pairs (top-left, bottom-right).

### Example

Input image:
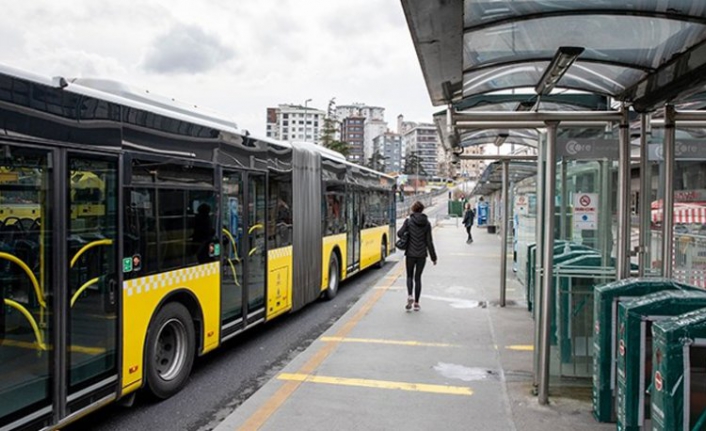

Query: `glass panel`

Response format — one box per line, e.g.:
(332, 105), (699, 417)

(324, 184), (345, 236)
(222, 172), (244, 323)
(550, 130), (622, 378)
(462, 61), (646, 97)
(267, 173), (293, 249)
(0, 147), (52, 426)
(247, 175), (266, 311)
(187, 190), (217, 266)
(465, 1), (706, 27)
(666, 139), (706, 286)
(124, 188), (158, 278)
(464, 15), (706, 70)
(67, 155), (118, 392)
(158, 189), (186, 271)
(346, 189), (358, 268)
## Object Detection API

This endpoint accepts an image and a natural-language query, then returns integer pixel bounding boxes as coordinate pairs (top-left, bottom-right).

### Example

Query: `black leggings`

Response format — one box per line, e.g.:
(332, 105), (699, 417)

(405, 256), (427, 302)
(465, 225), (473, 239)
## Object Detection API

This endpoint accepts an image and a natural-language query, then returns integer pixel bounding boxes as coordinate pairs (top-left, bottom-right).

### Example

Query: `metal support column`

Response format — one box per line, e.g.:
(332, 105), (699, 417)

(560, 159), (568, 240)
(538, 122), (558, 405)
(662, 105), (676, 278)
(639, 114), (652, 276)
(616, 106), (631, 279)
(500, 160), (510, 307)
(533, 132), (546, 388)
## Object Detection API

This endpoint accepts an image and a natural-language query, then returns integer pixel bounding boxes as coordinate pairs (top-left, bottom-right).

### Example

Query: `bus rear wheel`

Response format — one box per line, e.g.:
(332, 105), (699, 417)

(324, 254), (340, 300)
(145, 302), (195, 399)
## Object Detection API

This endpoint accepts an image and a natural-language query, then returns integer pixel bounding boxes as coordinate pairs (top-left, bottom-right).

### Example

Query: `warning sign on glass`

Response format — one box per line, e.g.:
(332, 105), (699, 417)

(573, 193), (598, 230)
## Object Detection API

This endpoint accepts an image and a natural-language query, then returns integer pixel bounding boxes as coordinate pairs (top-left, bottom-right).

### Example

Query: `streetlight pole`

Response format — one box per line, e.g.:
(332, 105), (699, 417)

(304, 98), (312, 142)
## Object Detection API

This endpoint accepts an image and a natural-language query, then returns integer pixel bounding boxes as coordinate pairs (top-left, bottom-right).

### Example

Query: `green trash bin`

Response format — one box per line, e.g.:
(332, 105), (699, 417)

(651, 308), (706, 431)
(616, 290), (706, 431)
(592, 278), (696, 423)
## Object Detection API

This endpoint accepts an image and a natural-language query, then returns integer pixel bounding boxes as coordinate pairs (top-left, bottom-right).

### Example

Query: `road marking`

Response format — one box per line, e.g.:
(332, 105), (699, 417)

(237, 263), (406, 431)
(506, 345), (534, 351)
(320, 336), (460, 348)
(277, 373), (473, 396)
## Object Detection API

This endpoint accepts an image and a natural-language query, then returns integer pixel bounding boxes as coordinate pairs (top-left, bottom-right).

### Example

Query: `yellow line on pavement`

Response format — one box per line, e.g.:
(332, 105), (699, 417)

(237, 263), (406, 431)
(278, 373), (473, 396)
(506, 345), (534, 351)
(320, 336), (460, 348)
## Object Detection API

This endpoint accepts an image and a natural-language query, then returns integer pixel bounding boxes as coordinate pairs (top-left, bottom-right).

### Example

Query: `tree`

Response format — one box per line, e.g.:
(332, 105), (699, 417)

(320, 97), (350, 157)
(403, 152), (427, 177)
(367, 150), (387, 172)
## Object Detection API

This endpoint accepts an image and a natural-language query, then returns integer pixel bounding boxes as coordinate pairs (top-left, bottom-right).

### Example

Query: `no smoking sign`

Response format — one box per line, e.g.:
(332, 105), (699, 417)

(573, 193), (598, 230)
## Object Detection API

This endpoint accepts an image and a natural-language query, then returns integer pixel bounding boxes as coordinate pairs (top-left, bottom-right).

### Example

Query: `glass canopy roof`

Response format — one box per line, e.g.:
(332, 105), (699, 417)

(471, 161), (537, 196)
(433, 94), (609, 150)
(402, 0), (706, 112)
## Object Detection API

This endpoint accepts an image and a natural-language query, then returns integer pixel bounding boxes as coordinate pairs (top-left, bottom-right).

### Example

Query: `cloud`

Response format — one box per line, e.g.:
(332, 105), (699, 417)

(142, 23), (235, 74)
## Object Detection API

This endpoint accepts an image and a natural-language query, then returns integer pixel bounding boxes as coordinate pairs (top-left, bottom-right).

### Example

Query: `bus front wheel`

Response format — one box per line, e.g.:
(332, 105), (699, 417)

(324, 254), (340, 300)
(145, 302), (196, 399)
(375, 239), (387, 269)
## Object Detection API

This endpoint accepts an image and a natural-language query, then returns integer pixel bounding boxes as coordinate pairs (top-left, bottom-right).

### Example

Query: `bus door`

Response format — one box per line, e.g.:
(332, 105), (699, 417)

(221, 170), (244, 336)
(65, 152), (119, 414)
(346, 189), (361, 272)
(245, 172), (267, 322)
(0, 145), (54, 428)
(0, 146), (119, 429)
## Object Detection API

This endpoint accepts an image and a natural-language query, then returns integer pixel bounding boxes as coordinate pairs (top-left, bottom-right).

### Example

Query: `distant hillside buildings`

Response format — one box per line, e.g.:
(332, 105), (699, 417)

(265, 102), (483, 179)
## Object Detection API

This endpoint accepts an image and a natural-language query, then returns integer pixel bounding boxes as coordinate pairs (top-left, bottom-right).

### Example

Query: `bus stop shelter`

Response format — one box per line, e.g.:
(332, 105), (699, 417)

(402, 0), (706, 405)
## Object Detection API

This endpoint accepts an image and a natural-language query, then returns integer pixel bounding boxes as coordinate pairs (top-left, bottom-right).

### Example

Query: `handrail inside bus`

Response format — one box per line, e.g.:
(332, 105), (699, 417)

(70, 239), (114, 268)
(0, 252), (45, 309)
(222, 228), (241, 287)
(247, 224), (263, 257)
(248, 224), (263, 234)
(70, 277), (101, 308)
(3, 298), (47, 350)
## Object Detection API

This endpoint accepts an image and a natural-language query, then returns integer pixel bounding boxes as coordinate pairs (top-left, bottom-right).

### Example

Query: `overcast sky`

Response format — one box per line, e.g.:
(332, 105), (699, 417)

(0, 0), (438, 135)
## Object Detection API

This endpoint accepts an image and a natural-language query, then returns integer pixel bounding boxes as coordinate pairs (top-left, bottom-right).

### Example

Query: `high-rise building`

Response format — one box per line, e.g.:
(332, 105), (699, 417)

(461, 146), (484, 179)
(399, 116), (438, 178)
(373, 132), (403, 174)
(266, 104), (325, 143)
(336, 104), (386, 163)
(341, 117), (366, 164)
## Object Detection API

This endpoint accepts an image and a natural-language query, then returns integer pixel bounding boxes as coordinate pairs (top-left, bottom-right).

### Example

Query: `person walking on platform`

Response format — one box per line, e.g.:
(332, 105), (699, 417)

(462, 202), (475, 244)
(397, 201), (437, 311)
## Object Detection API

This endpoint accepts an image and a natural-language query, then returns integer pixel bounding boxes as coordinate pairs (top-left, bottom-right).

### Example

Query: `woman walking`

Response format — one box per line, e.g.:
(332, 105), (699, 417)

(462, 202), (475, 243)
(397, 201), (437, 311)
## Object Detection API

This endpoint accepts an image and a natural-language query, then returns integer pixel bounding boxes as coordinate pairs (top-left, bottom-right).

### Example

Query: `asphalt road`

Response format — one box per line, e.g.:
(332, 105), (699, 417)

(64, 258), (400, 431)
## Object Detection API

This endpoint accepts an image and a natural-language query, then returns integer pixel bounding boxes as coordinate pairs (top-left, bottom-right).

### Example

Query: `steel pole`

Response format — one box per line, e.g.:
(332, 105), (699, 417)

(662, 105), (675, 278)
(533, 132), (546, 388)
(639, 114), (652, 276)
(500, 160), (509, 307)
(453, 110), (623, 122)
(538, 122), (558, 405)
(616, 106), (631, 279)
(560, 159), (567, 240)
(455, 121), (616, 129)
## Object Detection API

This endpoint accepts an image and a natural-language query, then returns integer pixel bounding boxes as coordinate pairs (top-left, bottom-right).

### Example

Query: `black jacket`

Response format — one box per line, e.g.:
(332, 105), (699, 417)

(462, 208), (475, 227)
(397, 212), (437, 261)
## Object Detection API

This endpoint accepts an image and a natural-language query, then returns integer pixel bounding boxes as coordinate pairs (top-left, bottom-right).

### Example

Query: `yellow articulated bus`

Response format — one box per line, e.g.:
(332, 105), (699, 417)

(0, 65), (396, 431)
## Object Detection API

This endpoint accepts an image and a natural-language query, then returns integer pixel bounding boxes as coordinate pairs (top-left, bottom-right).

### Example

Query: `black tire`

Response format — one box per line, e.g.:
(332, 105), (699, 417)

(145, 302), (196, 399)
(375, 239), (387, 269)
(324, 253), (340, 300)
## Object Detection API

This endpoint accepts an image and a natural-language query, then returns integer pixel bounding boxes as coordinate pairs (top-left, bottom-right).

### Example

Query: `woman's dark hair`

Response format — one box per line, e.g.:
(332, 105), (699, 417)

(411, 201), (425, 213)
